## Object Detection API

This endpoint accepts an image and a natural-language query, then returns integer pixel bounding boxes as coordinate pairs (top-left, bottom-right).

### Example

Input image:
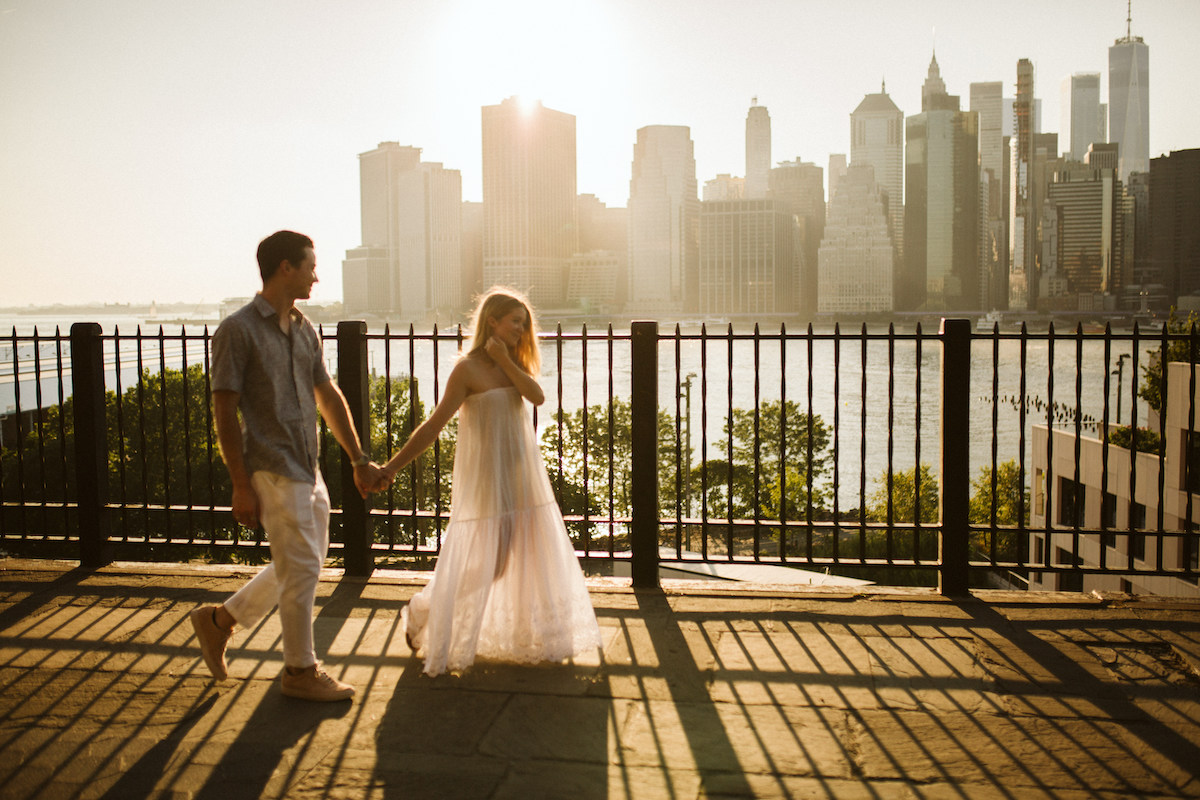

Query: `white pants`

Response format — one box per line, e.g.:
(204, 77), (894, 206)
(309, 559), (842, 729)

(224, 469), (330, 669)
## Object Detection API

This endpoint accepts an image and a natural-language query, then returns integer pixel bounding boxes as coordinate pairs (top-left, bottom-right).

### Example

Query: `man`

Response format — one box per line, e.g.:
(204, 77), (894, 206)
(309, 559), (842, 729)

(190, 230), (383, 702)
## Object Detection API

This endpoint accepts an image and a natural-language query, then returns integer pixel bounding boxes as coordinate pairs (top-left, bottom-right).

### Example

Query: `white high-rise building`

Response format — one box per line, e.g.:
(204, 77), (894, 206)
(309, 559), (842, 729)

(481, 97), (577, 309)
(343, 142), (463, 320)
(745, 99), (771, 199)
(627, 125), (699, 314)
(817, 164), (894, 313)
(1061, 73), (1104, 162)
(850, 83), (904, 262)
(1109, 12), (1149, 180)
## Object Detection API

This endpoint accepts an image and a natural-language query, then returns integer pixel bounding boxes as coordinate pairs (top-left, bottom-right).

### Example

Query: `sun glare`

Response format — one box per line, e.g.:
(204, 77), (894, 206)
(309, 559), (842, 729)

(515, 95), (542, 115)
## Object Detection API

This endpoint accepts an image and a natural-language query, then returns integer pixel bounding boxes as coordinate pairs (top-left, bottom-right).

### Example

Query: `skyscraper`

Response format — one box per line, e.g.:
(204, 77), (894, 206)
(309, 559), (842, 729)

(1109, 8), (1149, 180)
(481, 97), (577, 309)
(745, 98), (771, 200)
(1041, 159), (1124, 308)
(904, 54), (980, 311)
(851, 83), (904, 262)
(342, 142), (463, 320)
(698, 199), (796, 315)
(769, 159), (824, 314)
(627, 125), (700, 314)
(818, 164), (894, 314)
(702, 174), (745, 202)
(827, 154), (848, 207)
(1150, 149), (1200, 305)
(1061, 73), (1105, 162)
(1009, 59), (1036, 310)
(971, 81), (1007, 310)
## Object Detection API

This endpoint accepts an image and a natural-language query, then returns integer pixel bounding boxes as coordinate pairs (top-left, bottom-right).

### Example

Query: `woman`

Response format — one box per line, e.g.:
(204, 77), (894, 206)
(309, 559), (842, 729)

(377, 287), (601, 676)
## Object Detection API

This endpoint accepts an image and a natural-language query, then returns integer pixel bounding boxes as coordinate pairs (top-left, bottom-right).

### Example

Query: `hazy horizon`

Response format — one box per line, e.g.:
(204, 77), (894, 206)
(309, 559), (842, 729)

(3, 0), (1198, 307)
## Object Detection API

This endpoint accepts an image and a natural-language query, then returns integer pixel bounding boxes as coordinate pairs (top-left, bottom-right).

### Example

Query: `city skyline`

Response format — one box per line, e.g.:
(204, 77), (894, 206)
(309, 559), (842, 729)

(2, 0), (1198, 307)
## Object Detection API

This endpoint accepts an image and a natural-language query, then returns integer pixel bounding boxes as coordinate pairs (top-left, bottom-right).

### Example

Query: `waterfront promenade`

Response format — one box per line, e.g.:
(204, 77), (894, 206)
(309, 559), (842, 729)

(2, 557), (1199, 799)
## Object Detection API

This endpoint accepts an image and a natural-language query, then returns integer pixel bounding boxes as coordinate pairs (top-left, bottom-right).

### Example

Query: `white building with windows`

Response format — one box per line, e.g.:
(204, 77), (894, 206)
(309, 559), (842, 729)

(1030, 361), (1200, 596)
(816, 164), (893, 314)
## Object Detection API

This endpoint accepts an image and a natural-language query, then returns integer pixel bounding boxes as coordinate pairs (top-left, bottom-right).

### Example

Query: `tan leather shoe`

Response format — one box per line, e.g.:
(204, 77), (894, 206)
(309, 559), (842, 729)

(189, 606), (231, 680)
(280, 664), (355, 702)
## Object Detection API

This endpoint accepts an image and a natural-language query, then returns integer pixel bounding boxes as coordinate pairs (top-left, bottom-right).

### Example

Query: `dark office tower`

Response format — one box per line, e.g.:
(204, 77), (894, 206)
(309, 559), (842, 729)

(1150, 149), (1200, 305)
(1040, 159), (1123, 310)
(745, 99), (771, 200)
(769, 159), (824, 314)
(482, 97), (577, 309)
(698, 199), (797, 316)
(904, 53), (980, 311)
(1109, 5), (1149, 181)
(1120, 171), (1161, 310)
(1009, 59), (1036, 310)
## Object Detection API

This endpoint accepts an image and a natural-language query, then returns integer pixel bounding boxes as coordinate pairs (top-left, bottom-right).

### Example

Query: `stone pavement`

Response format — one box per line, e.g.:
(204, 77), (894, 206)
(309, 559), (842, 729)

(2, 558), (1200, 799)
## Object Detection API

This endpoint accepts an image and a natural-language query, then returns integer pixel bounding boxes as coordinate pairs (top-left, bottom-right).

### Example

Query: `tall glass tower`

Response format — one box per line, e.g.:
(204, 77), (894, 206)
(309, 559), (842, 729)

(1109, 5), (1149, 180)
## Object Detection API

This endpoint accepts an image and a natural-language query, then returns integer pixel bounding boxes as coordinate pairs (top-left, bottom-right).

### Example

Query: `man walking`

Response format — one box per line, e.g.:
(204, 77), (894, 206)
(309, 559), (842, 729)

(190, 230), (382, 702)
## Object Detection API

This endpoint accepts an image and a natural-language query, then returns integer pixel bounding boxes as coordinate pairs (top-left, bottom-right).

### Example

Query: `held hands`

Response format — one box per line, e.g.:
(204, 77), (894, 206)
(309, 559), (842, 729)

(352, 461), (388, 498)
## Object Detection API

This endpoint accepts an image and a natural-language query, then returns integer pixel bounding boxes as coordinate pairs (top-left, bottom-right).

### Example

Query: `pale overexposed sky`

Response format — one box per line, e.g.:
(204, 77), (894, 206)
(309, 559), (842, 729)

(1, 0), (1197, 307)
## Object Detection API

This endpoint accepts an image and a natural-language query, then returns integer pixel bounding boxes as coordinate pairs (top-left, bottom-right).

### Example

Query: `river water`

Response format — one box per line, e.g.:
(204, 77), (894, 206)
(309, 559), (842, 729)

(1, 313), (1155, 507)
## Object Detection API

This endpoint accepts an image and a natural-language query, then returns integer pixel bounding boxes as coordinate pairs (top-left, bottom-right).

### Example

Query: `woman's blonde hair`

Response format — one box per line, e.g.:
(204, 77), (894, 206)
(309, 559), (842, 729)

(467, 286), (541, 375)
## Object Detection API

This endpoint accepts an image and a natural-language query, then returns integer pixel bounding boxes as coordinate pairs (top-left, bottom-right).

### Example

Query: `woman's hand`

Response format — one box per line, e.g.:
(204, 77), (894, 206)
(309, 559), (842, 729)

(485, 335), (511, 364)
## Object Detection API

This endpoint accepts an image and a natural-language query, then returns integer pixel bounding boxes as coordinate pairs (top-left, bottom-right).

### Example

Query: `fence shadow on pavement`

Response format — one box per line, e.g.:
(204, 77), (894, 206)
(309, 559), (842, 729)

(2, 565), (1200, 798)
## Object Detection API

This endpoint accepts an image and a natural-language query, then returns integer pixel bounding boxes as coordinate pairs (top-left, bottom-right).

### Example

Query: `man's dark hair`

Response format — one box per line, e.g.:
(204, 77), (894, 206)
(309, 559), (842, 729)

(256, 230), (314, 282)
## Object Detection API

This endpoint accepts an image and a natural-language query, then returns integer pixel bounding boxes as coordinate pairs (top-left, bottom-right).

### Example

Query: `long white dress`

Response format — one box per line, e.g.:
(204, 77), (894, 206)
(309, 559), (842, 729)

(401, 386), (602, 676)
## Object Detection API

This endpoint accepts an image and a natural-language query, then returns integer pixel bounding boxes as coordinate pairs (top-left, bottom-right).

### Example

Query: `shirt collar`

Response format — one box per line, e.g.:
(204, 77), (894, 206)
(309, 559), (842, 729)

(251, 293), (305, 323)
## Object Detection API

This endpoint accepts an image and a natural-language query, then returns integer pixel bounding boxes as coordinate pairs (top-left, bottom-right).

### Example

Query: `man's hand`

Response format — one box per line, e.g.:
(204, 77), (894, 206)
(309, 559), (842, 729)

(353, 461), (385, 498)
(370, 465), (394, 493)
(231, 480), (260, 528)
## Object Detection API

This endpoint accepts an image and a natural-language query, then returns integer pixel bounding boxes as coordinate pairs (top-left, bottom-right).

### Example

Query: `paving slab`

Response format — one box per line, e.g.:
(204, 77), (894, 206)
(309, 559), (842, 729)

(2, 558), (1200, 799)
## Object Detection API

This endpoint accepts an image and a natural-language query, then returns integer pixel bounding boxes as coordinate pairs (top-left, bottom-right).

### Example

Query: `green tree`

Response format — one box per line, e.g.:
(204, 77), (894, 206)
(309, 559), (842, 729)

(538, 398), (681, 548)
(865, 463), (938, 524)
(968, 459), (1028, 563)
(1106, 424), (1162, 453)
(968, 460), (1029, 527)
(336, 374), (456, 549)
(1139, 309), (1200, 416)
(699, 401), (833, 521)
(1, 364), (240, 548)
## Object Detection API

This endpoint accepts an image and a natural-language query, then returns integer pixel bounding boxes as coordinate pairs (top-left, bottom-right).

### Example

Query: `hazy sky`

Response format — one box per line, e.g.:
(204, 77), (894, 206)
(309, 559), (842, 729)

(2, 0), (1198, 308)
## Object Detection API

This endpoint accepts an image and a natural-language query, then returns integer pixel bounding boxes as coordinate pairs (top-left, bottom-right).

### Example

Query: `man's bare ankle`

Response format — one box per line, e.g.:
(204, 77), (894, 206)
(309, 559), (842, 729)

(212, 606), (235, 632)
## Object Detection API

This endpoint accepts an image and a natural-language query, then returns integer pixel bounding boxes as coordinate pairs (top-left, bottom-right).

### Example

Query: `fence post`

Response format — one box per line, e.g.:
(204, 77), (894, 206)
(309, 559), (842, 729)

(338, 321), (373, 577)
(630, 320), (660, 588)
(71, 322), (110, 568)
(939, 318), (971, 595)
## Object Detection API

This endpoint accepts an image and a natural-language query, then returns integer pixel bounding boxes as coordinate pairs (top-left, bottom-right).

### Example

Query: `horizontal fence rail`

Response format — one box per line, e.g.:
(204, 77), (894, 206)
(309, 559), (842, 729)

(3, 318), (1200, 596)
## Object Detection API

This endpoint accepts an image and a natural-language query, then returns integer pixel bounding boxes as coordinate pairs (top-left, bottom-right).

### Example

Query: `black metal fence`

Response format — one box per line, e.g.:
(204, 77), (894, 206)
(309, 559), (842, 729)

(3, 318), (1199, 595)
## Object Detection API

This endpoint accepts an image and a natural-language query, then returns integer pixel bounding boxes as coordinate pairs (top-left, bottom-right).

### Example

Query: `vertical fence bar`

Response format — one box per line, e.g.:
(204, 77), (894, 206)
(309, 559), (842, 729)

(338, 320), (372, 577)
(939, 318), (971, 595)
(630, 320), (659, 588)
(71, 322), (110, 567)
